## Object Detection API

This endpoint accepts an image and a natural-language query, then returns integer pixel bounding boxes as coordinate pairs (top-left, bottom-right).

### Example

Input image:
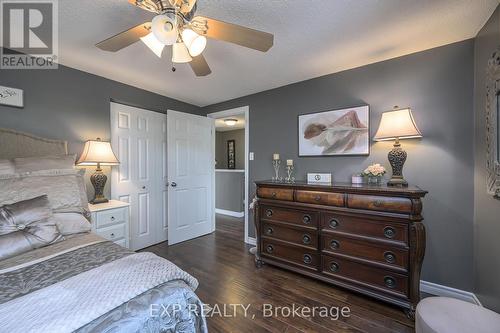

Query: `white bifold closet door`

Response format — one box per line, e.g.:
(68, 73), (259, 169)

(110, 102), (168, 250)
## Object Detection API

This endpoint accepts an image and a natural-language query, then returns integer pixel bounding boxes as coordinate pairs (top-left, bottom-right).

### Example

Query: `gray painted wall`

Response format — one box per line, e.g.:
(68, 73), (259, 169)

(216, 171), (245, 212)
(204, 40), (475, 291)
(473, 5), (500, 312)
(216, 129), (245, 170)
(0, 57), (202, 199)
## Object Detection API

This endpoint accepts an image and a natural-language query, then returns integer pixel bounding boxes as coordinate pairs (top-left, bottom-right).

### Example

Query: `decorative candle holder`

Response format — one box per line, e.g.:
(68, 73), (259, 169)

(272, 160), (283, 182)
(285, 165), (295, 183)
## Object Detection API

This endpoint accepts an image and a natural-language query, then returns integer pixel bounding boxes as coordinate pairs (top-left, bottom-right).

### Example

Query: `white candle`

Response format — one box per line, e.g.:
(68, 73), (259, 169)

(273, 153), (280, 160)
(287, 159), (293, 166)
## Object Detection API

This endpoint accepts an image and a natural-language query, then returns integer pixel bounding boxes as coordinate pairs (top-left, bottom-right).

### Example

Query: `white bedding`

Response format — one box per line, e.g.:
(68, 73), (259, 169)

(0, 252), (199, 333)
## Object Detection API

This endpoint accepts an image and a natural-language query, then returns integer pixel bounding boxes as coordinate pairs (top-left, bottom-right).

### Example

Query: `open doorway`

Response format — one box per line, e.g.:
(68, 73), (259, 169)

(208, 107), (250, 244)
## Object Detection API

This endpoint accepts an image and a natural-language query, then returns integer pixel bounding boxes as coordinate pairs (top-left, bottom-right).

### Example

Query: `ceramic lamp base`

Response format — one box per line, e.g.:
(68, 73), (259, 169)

(90, 167), (109, 204)
(387, 139), (409, 187)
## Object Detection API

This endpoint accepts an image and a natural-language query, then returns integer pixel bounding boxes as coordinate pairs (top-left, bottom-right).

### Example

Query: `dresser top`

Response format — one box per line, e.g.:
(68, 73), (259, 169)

(255, 180), (427, 197)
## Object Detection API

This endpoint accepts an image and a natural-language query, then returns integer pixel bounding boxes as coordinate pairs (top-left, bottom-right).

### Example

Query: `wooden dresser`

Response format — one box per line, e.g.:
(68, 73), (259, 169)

(254, 181), (427, 317)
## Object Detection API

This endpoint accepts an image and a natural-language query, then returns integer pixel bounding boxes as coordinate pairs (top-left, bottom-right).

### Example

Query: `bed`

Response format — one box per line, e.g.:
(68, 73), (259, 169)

(0, 128), (208, 333)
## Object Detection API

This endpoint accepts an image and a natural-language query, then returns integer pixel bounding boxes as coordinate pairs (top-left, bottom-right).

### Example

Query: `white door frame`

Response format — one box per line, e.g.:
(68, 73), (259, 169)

(207, 106), (251, 245)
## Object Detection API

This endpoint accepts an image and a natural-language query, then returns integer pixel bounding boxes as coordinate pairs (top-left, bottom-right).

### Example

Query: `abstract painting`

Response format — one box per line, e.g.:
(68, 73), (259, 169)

(299, 105), (369, 156)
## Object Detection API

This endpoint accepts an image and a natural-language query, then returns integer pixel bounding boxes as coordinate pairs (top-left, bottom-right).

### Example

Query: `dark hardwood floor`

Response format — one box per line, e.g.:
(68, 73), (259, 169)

(143, 214), (415, 332)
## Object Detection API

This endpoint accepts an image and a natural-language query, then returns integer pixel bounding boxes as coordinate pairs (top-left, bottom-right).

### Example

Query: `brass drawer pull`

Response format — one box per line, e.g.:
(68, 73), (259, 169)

(330, 262), (339, 272)
(373, 200), (383, 207)
(384, 251), (396, 264)
(330, 240), (340, 250)
(303, 254), (312, 264)
(329, 219), (339, 229)
(271, 192), (277, 198)
(265, 209), (273, 217)
(314, 195), (321, 201)
(384, 276), (396, 289)
(384, 226), (396, 239)
(302, 215), (311, 224)
(266, 245), (274, 254)
(302, 234), (311, 244)
(265, 227), (274, 235)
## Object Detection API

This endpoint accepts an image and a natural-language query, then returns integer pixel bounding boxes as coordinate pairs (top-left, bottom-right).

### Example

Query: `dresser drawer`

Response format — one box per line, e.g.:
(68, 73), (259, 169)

(96, 223), (126, 242)
(96, 208), (126, 228)
(257, 187), (294, 201)
(321, 234), (408, 271)
(262, 222), (318, 249)
(347, 194), (412, 214)
(261, 205), (318, 228)
(295, 190), (344, 207)
(322, 255), (408, 297)
(262, 239), (319, 271)
(322, 213), (408, 244)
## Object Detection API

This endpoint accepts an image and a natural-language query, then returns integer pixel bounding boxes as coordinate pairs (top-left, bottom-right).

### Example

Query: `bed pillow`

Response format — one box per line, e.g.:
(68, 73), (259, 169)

(0, 195), (63, 261)
(0, 160), (15, 175)
(52, 212), (91, 236)
(0, 169), (90, 219)
(13, 154), (76, 173)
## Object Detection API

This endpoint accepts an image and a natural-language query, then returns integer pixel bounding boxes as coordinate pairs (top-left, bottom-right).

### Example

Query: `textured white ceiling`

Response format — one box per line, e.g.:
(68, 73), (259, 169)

(58, 0), (499, 107)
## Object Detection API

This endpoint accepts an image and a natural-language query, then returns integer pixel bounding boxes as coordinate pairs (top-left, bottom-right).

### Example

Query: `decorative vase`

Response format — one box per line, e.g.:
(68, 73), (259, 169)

(367, 175), (383, 185)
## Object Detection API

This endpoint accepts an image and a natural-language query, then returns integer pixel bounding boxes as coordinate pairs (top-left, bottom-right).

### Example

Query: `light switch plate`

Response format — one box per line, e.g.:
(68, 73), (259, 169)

(249, 152), (254, 161)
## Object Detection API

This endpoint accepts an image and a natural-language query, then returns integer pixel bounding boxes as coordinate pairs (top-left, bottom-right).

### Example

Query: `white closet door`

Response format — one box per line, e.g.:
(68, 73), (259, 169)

(111, 102), (167, 250)
(167, 110), (215, 245)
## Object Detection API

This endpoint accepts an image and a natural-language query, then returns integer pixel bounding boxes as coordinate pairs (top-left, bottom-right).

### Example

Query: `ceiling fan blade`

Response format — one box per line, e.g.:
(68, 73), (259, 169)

(192, 16), (274, 52)
(189, 54), (211, 77)
(127, 0), (159, 13)
(96, 22), (151, 52)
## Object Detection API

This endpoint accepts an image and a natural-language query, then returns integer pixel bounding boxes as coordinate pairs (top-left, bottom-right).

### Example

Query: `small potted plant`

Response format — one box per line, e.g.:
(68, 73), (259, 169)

(363, 163), (386, 185)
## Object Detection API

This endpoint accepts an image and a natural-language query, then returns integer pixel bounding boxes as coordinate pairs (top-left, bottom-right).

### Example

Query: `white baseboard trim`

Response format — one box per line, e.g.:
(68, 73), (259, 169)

(420, 280), (482, 306)
(215, 209), (244, 218)
(246, 237), (256, 246)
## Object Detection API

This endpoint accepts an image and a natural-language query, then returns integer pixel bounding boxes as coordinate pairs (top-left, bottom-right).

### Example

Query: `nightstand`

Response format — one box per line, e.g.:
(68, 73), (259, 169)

(88, 200), (130, 249)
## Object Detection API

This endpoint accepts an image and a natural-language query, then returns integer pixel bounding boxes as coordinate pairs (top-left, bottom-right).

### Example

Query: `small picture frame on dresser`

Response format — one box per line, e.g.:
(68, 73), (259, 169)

(307, 173), (332, 184)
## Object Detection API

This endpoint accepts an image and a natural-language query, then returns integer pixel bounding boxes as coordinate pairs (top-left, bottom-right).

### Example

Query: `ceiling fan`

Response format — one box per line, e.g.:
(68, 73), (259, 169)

(96, 0), (274, 77)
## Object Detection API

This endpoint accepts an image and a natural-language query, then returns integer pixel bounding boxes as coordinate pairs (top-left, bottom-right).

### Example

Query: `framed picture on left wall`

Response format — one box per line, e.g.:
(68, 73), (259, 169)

(0, 86), (24, 108)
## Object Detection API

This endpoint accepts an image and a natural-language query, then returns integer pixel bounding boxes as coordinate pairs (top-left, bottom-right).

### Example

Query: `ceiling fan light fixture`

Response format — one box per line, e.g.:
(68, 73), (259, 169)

(224, 119), (238, 126)
(172, 42), (192, 63)
(151, 13), (178, 45)
(140, 32), (165, 58)
(182, 28), (207, 57)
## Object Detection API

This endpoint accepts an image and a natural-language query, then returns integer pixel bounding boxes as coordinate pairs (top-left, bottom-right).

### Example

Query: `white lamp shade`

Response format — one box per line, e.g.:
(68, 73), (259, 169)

(151, 13), (178, 45)
(182, 28), (207, 57)
(77, 139), (119, 166)
(172, 42), (192, 63)
(140, 32), (165, 58)
(374, 108), (423, 141)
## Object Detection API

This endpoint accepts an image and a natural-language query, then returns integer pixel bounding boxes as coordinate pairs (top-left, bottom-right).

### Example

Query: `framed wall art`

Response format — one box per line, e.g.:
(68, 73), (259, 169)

(298, 105), (369, 156)
(0, 86), (24, 108)
(227, 139), (236, 169)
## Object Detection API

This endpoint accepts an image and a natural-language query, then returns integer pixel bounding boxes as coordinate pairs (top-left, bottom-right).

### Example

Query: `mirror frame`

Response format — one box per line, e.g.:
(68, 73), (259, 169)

(486, 49), (500, 199)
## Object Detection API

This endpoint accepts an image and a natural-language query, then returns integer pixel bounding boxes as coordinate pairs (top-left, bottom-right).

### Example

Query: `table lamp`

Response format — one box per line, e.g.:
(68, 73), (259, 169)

(374, 107), (422, 187)
(77, 138), (119, 204)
